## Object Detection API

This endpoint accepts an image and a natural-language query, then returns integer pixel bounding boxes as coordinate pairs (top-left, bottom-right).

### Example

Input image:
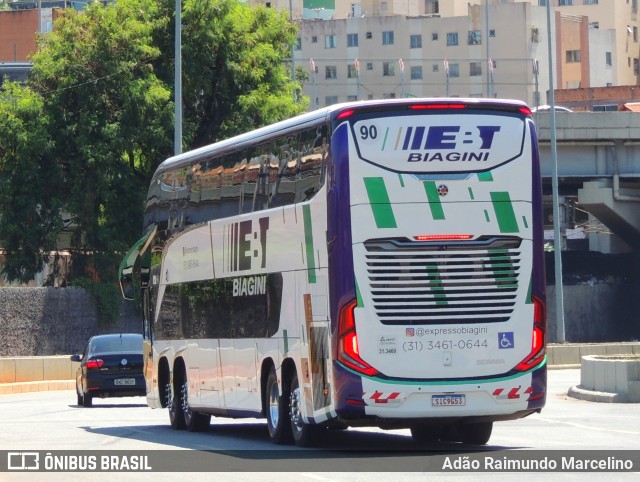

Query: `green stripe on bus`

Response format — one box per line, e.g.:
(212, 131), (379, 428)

(284, 329), (289, 355)
(484, 210), (490, 222)
(526, 275), (533, 304)
(468, 187), (475, 200)
(522, 216), (529, 229)
(364, 177), (397, 228)
(382, 127), (390, 151)
(478, 171), (494, 182)
(423, 181), (445, 220)
(355, 278), (363, 307)
(485, 249), (516, 286)
(398, 173), (405, 187)
(302, 204), (317, 283)
(490, 192), (519, 233)
(426, 263), (447, 306)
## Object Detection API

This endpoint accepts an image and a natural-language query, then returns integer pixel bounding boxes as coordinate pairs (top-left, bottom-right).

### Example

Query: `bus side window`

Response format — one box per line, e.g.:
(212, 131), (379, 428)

(269, 137), (297, 208)
(297, 126), (326, 202)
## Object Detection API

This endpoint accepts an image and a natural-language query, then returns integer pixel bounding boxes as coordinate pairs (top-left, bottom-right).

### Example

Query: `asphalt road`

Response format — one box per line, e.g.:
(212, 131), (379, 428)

(0, 369), (639, 480)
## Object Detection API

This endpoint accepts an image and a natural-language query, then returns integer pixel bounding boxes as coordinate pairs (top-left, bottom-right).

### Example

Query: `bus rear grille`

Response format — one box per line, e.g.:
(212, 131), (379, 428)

(363, 237), (522, 325)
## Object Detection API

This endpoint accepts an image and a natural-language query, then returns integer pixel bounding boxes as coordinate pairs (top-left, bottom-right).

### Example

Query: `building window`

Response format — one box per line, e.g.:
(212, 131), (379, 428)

(410, 66), (423, 80)
(447, 32), (458, 46)
(566, 50), (581, 63)
(383, 62), (395, 76)
(382, 31), (394, 45)
(432, 32), (439, 41)
(470, 61), (482, 76)
(584, 0), (598, 4)
(347, 33), (359, 47)
(325, 96), (338, 106)
(366, 32), (373, 39)
(325, 35), (337, 49)
(347, 95), (358, 101)
(432, 64), (439, 72)
(367, 62), (374, 70)
(489, 29), (496, 37)
(468, 30), (482, 45)
(448, 63), (460, 78)
(410, 34), (422, 49)
(606, 52), (612, 66)
(367, 94), (374, 100)
(635, 26), (639, 42)
(294, 37), (302, 50)
(347, 64), (357, 78)
(635, 58), (640, 75)
(558, 0), (572, 5)
(312, 36), (317, 43)
(325, 66), (337, 79)
(383, 92), (396, 99)
(380, 1), (388, 11)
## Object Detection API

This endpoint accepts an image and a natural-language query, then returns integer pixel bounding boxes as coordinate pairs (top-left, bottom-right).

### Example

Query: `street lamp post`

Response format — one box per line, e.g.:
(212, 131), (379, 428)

(174, 0), (182, 155)
(546, 0), (566, 343)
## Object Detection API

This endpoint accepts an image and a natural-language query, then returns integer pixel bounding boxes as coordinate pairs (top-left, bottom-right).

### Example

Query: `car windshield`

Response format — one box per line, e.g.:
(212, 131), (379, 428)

(89, 335), (142, 354)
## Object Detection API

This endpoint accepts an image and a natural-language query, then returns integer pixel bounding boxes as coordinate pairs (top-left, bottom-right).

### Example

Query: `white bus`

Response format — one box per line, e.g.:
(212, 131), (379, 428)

(120, 98), (547, 446)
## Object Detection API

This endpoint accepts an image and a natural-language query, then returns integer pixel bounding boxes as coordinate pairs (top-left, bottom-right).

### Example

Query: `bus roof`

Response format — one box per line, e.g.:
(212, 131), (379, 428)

(155, 97), (530, 177)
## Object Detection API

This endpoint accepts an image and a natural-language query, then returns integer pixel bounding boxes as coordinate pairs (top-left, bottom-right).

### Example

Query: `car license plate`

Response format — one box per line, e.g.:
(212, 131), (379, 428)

(114, 378), (135, 386)
(432, 394), (466, 407)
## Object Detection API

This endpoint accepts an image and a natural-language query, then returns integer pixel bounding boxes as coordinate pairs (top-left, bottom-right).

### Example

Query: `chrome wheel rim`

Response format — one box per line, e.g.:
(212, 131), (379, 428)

(268, 382), (280, 428)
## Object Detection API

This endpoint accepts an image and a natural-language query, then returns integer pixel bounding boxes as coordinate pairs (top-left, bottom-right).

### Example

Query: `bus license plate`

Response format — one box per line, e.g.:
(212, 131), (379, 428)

(432, 394), (466, 407)
(114, 378), (135, 386)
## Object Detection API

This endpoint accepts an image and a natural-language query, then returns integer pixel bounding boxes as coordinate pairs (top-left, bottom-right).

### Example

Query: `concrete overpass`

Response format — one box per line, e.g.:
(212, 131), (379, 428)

(535, 111), (640, 251)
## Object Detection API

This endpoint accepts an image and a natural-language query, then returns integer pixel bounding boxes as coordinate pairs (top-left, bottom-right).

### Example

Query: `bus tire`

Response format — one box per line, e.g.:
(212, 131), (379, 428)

(459, 421), (493, 445)
(181, 381), (211, 432)
(289, 371), (322, 447)
(168, 382), (186, 430)
(410, 424), (442, 445)
(265, 369), (292, 444)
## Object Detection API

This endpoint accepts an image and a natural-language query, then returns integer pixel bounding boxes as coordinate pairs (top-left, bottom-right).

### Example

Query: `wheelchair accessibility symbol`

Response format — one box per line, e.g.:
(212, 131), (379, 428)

(498, 332), (514, 349)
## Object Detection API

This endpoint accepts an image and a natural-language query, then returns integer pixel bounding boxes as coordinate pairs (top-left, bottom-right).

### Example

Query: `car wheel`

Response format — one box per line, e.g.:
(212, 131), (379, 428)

(82, 393), (93, 408)
(76, 391), (84, 406)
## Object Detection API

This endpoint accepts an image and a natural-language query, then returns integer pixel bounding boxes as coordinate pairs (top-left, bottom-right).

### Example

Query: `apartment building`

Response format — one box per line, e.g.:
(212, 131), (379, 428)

(294, 2), (553, 108)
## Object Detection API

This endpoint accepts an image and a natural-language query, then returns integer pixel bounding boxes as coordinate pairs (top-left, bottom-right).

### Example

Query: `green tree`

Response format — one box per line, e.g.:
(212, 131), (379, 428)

(153, 0), (307, 147)
(0, 83), (62, 283)
(0, 0), (306, 287)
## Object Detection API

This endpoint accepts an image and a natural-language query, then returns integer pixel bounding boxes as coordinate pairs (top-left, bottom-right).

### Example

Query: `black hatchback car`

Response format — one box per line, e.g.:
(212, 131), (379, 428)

(70, 333), (145, 407)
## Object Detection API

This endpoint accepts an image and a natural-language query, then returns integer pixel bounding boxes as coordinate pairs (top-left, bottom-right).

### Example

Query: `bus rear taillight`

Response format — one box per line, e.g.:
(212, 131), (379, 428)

(338, 299), (379, 377)
(409, 103), (466, 110)
(515, 295), (546, 372)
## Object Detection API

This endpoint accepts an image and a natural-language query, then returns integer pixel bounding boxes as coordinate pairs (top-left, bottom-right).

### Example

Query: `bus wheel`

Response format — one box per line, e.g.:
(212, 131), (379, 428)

(168, 382), (186, 430)
(265, 369), (292, 444)
(289, 372), (322, 447)
(181, 381), (211, 432)
(410, 424), (442, 445)
(459, 422), (493, 445)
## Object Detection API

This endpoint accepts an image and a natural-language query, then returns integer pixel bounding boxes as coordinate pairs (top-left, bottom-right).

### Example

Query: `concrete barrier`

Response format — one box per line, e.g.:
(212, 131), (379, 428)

(569, 354), (640, 402)
(0, 355), (79, 395)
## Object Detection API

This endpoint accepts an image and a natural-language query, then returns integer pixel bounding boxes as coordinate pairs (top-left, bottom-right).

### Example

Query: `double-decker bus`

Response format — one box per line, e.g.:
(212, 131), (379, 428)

(120, 98), (546, 446)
